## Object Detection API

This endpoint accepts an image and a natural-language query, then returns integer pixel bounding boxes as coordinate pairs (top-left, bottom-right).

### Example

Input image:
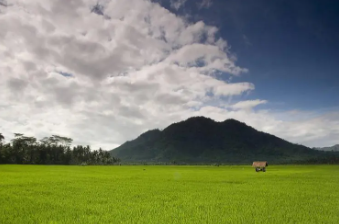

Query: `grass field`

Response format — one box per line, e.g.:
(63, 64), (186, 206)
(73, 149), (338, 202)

(0, 165), (339, 224)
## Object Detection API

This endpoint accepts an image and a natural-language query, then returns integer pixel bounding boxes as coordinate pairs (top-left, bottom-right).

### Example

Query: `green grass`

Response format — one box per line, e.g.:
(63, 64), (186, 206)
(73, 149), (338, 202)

(0, 165), (338, 224)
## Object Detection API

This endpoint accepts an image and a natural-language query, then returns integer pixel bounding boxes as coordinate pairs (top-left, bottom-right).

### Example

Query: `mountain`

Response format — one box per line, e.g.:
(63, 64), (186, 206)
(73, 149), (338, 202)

(316, 144), (339, 152)
(110, 117), (325, 164)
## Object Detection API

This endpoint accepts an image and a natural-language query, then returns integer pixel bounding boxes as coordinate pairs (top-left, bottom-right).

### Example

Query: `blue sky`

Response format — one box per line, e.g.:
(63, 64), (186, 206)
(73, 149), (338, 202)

(159, 0), (339, 112)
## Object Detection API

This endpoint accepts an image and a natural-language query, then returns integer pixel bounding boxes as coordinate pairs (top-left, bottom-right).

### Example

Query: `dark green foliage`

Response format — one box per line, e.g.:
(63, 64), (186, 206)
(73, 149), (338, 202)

(110, 117), (337, 164)
(0, 133), (120, 165)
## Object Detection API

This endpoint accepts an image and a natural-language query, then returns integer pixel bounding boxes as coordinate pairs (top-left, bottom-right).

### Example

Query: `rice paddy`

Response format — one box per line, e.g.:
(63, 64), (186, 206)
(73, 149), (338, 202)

(0, 165), (338, 223)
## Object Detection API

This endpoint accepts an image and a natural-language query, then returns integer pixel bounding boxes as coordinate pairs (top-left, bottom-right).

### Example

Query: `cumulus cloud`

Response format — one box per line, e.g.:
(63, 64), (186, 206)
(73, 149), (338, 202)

(0, 0), (337, 149)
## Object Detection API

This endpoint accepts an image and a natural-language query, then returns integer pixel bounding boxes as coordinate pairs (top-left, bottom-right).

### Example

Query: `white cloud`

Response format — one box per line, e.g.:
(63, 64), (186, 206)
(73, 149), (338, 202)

(170, 0), (187, 10)
(198, 0), (213, 9)
(0, 0), (337, 150)
(231, 99), (267, 110)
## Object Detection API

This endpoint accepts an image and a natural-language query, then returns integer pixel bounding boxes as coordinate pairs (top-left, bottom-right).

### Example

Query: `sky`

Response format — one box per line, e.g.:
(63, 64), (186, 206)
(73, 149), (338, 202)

(0, 0), (338, 149)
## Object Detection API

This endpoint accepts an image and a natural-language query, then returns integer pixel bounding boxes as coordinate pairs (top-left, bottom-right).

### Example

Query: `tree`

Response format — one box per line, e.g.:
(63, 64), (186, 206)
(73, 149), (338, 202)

(0, 133), (4, 143)
(0, 133), (4, 163)
(0, 133), (119, 165)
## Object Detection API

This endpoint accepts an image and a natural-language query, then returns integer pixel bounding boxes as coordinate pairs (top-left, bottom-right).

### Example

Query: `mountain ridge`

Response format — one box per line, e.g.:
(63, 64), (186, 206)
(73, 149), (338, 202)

(316, 144), (339, 152)
(110, 116), (325, 164)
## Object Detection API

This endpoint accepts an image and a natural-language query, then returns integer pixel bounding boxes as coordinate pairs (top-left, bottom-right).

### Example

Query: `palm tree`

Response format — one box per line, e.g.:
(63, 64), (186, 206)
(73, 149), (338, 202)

(0, 133), (4, 143)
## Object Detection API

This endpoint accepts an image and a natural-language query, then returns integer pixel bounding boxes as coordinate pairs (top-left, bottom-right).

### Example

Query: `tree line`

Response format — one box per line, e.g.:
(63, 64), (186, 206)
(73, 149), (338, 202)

(0, 133), (120, 165)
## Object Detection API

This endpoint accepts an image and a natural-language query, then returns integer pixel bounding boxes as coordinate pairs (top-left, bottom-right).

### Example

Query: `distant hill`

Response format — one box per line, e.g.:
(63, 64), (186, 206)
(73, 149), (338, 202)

(315, 144), (339, 152)
(110, 117), (327, 164)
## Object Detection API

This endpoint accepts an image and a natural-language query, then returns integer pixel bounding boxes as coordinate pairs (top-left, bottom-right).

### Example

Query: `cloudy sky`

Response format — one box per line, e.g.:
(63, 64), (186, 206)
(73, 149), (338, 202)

(0, 0), (338, 149)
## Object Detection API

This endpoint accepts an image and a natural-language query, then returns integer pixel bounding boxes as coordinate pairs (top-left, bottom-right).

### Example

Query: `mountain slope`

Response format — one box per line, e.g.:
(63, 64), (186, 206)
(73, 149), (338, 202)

(316, 144), (339, 152)
(110, 117), (322, 164)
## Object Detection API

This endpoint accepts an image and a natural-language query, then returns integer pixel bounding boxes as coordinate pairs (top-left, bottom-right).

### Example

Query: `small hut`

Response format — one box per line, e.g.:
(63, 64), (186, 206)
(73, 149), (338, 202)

(252, 161), (268, 172)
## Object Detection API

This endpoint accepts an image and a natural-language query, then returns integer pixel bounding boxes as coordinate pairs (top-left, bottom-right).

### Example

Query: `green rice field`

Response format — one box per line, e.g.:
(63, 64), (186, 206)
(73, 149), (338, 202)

(0, 165), (338, 224)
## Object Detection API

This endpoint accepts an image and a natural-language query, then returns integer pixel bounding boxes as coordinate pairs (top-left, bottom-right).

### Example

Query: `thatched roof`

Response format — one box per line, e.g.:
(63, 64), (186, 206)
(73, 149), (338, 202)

(252, 161), (268, 167)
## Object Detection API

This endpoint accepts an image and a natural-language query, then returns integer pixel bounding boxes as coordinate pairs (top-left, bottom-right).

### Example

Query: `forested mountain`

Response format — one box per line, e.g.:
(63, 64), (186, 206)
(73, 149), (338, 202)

(0, 133), (120, 165)
(110, 117), (335, 164)
(315, 144), (339, 152)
